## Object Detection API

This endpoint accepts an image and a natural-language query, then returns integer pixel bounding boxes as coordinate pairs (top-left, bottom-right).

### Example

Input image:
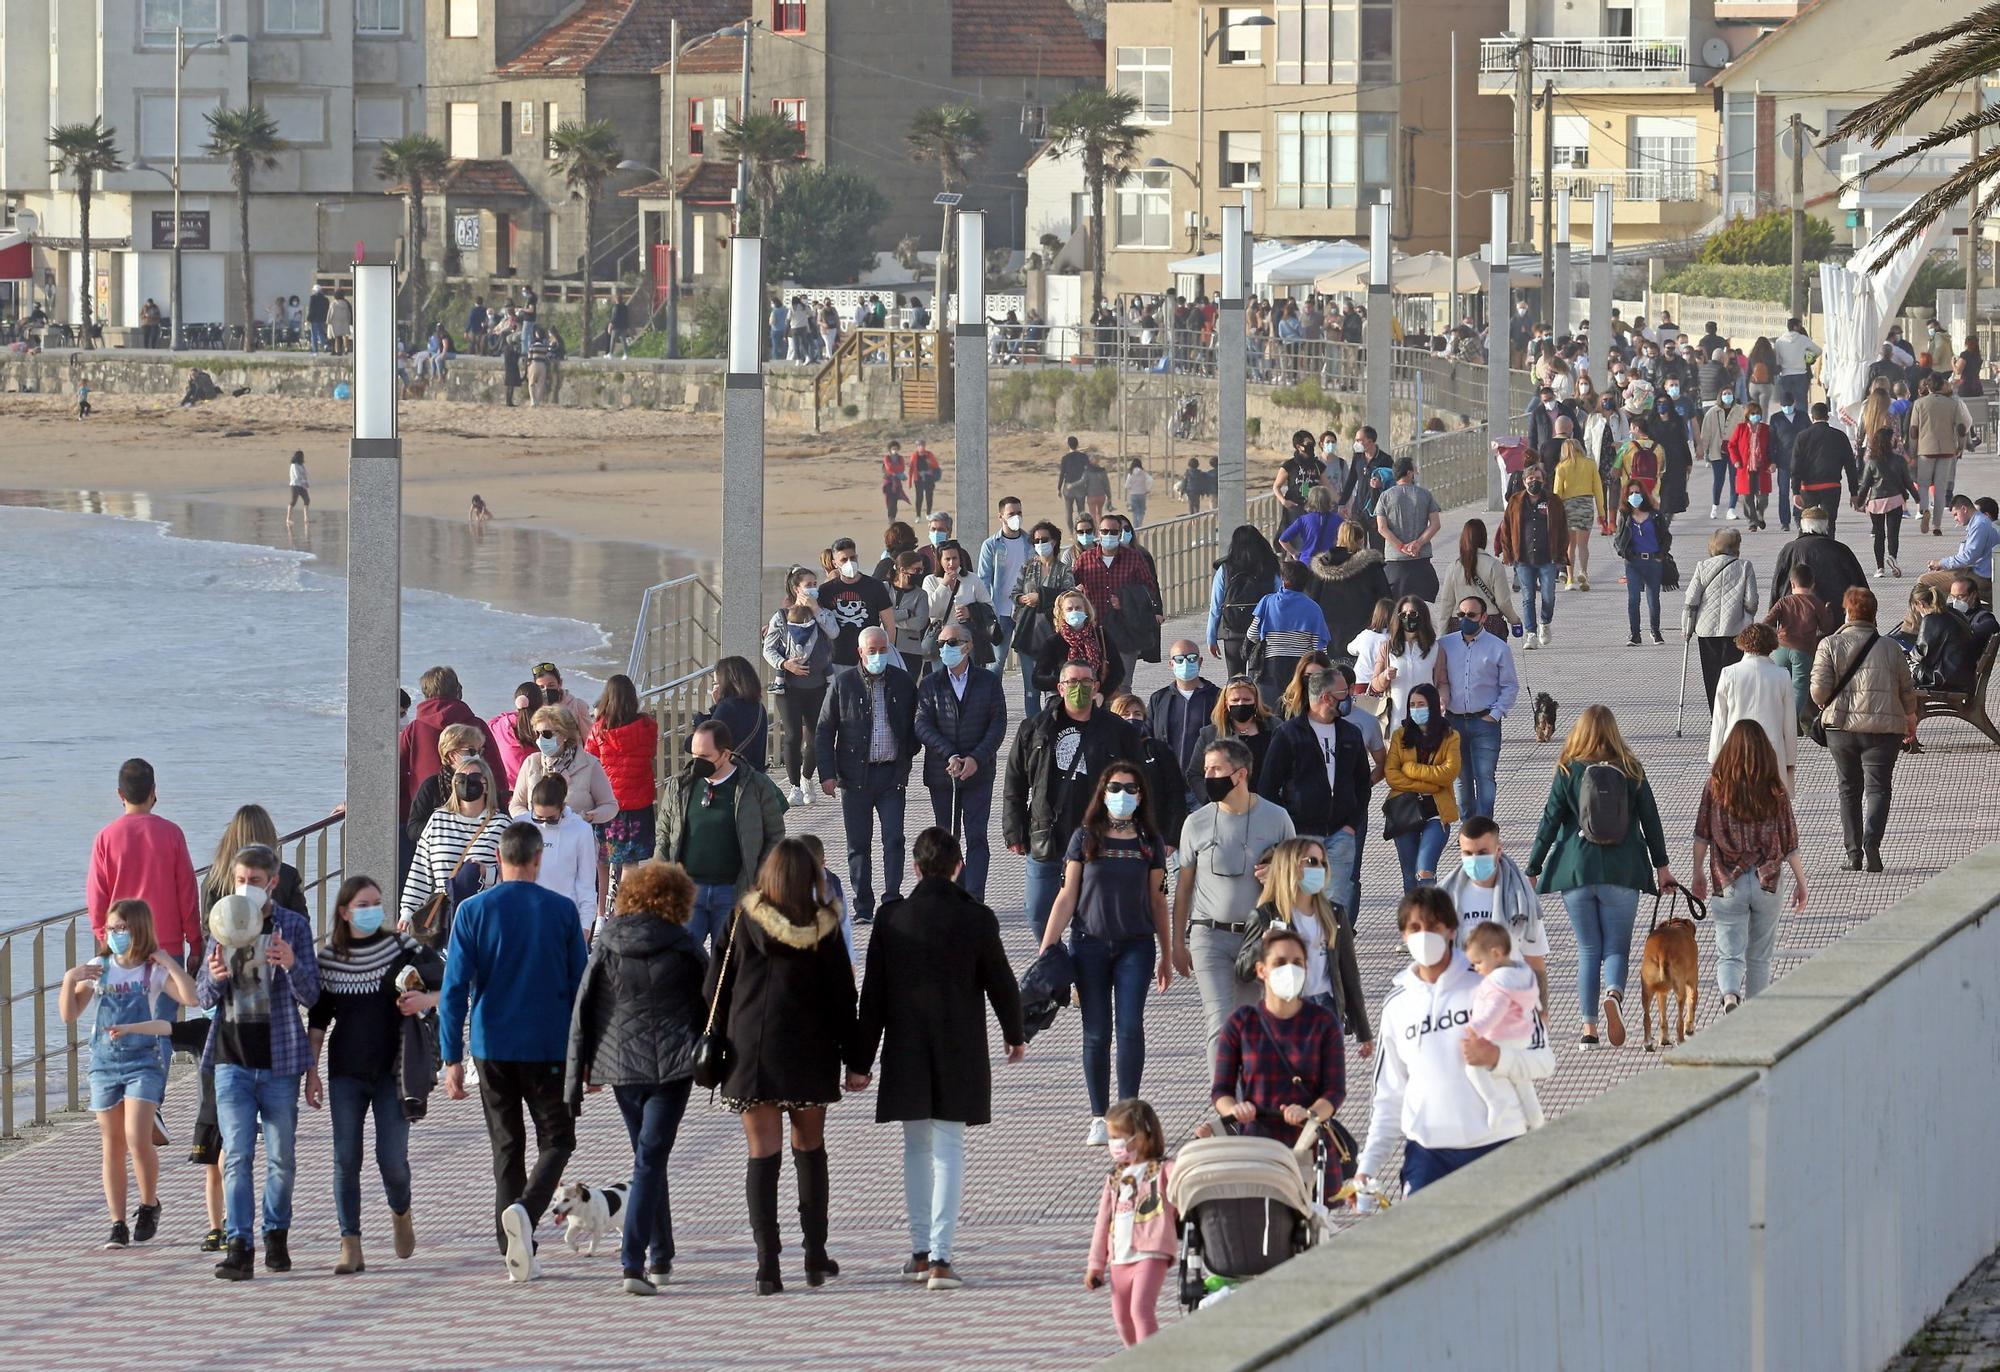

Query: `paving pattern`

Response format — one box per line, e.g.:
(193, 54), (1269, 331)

(4, 492), (1997, 1371)
(1886, 1244), (2000, 1371)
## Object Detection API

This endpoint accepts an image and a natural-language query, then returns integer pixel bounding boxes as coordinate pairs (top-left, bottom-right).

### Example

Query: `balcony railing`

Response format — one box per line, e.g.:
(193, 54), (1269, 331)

(1531, 166), (1705, 204)
(1480, 36), (1690, 78)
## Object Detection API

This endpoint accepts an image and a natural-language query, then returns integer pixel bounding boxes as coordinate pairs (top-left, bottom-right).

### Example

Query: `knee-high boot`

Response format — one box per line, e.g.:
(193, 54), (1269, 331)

(794, 1146), (839, 1285)
(746, 1153), (783, 1295)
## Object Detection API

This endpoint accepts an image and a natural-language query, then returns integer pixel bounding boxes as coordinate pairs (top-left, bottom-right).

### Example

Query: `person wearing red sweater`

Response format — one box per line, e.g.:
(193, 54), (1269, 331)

(584, 673), (662, 883)
(86, 759), (200, 963)
(1729, 404), (1776, 532)
(399, 665), (502, 815)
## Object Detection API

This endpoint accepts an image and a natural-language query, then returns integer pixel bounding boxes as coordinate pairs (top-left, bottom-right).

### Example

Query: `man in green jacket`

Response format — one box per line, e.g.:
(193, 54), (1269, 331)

(656, 719), (789, 953)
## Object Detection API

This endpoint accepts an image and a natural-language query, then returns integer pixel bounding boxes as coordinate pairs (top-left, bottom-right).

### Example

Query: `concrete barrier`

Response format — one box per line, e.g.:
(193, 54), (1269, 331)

(1116, 844), (2000, 1372)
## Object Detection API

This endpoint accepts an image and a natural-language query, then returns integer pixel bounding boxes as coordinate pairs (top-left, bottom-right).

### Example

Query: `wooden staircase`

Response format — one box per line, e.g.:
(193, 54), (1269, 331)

(813, 328), (949, 429)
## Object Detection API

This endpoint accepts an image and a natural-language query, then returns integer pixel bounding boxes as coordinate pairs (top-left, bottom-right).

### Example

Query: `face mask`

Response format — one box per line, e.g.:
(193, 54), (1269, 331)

(1353, 439), (1366, 455)
(688, 757), (718, 783)
(537, 734), (561, 756)
(1719, 393), (1734, 407)
(1667, 384), (1681, 397)
(1062, 683), (1093, 711)
(863, 651), (889, 675)
(1075, 532), (1097, 548)
(1202, 774), (1236, 803)
(1336, 697), (1352, 717)
(1409, 706), (1432, 727)
(1405, 929), (1448, 966)
(1266, 963), (1308, 1001)
(1628, 492), (1645, 509)
(930, 531), (948, 547)
(454, 772), (485, 802)
(236, 883), (269, 913)
(1950, 597), (1974, 614)
(1064, 609), (1089, 629)
(1107, 1138), (1133, 1164)
(937, 643), (966, 669)
(1781, 405), (1795, 418)
(1465, 852), (1498, 883)
(1748, 414), (1763, 426)
(1228, 702), (1258, 724)
(801, 584), (820, 600)
(1460, 615), (1483, 637)
(1400, 612), (1422, 631)
(1033, 540), (1055, 557)
(839, 559), (859, 578)
(542, 685), (564, 704)
(1104, 790), (1139, 820)
(1322, 440), (1336, 455)
(348, 904), (385, 938)
(1173, 656), (1201, 682)
(106, 929), (133, 957)
(1298, 865), (1327, 896)
(1005, 514), (1023, 532)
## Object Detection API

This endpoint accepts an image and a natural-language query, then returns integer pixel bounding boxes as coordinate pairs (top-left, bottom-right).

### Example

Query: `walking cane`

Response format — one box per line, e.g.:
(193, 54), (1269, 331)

(950, 771), (963, 844)
(1675, 634), (1692, 737)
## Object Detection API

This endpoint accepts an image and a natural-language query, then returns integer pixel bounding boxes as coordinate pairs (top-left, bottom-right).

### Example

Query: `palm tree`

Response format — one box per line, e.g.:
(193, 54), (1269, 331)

(717, 111), (806, 233)
(547, 118), (624, 357)
(1832, 6), (2000, 256)
(1045, 89), (1148, 314)
(204, 105), (286, 352)
(906, 104), (988, 315)
(46, 119), (122, 349)
(374, 133), (449, 323)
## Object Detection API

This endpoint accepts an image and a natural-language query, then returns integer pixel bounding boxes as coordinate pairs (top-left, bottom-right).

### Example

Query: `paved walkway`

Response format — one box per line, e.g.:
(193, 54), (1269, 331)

(1887, 1244), (2000, 1370)
(5, 495), (1997, 1370)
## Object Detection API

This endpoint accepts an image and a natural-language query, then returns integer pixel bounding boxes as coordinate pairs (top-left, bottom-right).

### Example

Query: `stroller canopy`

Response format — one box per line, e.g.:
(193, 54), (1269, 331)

(1167, 1134), (1316, 1220)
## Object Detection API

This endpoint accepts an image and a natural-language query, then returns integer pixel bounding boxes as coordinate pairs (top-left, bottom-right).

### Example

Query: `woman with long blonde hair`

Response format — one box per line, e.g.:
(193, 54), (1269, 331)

(1857, 381), (1893, 457)
(1524, 705), (1677, 1050)
(1249, 837), (1372, 1052)
(201, 805), (307, 922)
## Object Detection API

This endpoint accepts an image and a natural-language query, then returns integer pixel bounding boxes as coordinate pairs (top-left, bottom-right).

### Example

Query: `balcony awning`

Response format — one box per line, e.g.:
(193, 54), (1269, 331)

(1166, 240), (1296, 276)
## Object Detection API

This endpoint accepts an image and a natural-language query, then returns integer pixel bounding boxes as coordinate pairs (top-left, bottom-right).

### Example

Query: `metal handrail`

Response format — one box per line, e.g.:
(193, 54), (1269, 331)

(3, 813), (345, 1138)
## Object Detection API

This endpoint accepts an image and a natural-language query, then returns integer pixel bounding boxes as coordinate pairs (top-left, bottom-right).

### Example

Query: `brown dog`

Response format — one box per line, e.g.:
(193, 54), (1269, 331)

(1533, 692), (1559, 744)
(1639, 917), (1700, 1051)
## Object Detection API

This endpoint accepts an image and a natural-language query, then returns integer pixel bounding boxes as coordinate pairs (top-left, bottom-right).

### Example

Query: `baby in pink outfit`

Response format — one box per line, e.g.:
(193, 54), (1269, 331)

(1464, 921), (1547, 1130)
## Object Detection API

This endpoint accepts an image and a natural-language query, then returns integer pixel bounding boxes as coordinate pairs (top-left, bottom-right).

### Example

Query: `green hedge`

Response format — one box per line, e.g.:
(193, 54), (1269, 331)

(1698, 210), (1835, 266)
(1654, 262), (1808, 305)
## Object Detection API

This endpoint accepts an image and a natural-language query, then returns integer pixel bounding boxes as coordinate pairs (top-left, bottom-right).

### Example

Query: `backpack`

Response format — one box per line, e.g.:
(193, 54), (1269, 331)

(1576, 763), (1631, 846)
(1751, 360), (1771, 384)
(1220, 570), (1264, 640)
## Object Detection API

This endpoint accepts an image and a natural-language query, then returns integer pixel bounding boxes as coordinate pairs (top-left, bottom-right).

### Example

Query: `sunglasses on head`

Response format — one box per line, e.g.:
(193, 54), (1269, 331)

(532, 662), (558, 676)
(1105, 781), (1141, 795)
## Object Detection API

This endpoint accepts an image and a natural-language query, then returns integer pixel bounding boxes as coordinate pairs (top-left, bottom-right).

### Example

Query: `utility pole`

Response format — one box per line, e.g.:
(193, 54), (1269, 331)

(1540, 79), (1554, 324)
(1968, 80), (1983, 352)
(666, 17), (680, 358)
(1449, 32), (1460, 328)
(733, 21), (754, 233)
(1512, 36), (1535, 250)
(1788, 111), (1806, 318)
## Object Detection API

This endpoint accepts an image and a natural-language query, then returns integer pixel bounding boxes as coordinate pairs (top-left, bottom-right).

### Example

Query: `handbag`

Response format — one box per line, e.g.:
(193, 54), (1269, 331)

(415, 814), (495, 945)
(1382, 789), (1436, 840)
(1809, 631), (1878, 748)
(691, 907), (743, 1091)
(1254, 1008), (1360, 1187)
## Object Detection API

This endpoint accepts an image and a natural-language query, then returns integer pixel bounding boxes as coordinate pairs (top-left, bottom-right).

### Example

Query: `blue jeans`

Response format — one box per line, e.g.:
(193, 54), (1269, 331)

(1392, 816), (1449, 889)
(1514, 562), (1559, 631)
(1402, 1138), (1508, 1195)
(330, 1070), (410, 1237)
(1625, 558), (1664, 638)
(688, 882), (738, 955)
(1308, 828), (1359, 918)
(769, 325), (787, 360)
(991, 614), (1016, 681)
(1019, 654), (1043, 720)
(1562, 884), (1642, 1016)
(1070, 933), (1155, 1117)
(902, 1119), (967, 1262)
(1771, 647), (1812, 723)
(1025, 856), (1064, 943)
(615, 1079), (692, 1275)
(1709, 458), (1736, 509)
(929, 776), (993, 901)
(1450, 713), (1502, 820)
(213, 1064), (302, 1242)
(1710, 873), (1781, 999)
(309, 320), (327, 353)
(840, 764), (908, 918)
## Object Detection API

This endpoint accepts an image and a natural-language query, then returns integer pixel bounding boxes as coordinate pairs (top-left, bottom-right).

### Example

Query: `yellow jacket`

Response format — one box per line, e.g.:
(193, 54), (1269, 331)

(1385, 727), (1461, 825)
(1551, 444), (1605, 520)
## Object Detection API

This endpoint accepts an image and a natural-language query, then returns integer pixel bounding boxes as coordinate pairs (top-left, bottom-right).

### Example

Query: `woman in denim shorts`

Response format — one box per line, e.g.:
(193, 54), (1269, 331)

(60, 899), (199, 1249)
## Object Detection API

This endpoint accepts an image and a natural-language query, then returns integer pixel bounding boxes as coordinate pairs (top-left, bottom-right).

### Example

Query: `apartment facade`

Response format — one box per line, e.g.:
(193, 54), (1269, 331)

(1092, 0), (1513, 297)
(0, 0), (420, 332)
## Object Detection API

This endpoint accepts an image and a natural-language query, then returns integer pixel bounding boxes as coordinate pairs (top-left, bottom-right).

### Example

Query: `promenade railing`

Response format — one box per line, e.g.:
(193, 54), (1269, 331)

(628, 573), (726, 787)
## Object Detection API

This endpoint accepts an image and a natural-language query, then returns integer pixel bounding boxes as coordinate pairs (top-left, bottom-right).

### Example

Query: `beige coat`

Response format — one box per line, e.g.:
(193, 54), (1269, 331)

(1810, 622), (1917, 736)
(1909, 392), (1966, 458)
(509, 748), (619, 823)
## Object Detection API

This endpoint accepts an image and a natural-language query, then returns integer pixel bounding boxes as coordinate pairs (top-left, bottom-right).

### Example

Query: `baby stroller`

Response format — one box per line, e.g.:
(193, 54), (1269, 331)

(1169, 1115), (1330, 1311)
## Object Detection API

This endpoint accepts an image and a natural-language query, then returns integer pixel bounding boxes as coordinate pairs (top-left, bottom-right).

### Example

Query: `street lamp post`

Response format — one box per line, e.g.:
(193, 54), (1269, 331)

(1365, 197), (1393, 437)
(1216, 203), (1251, 533)
(170, 27), (246, 351)
(347, 256), (402, 901)
(721, 237), (765, 656)
(1486, 192), (1510, 511)
(954, 211), (988, 541)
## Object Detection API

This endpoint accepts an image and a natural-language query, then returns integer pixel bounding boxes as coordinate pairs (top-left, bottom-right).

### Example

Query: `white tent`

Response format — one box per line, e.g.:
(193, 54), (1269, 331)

(1257, 240), (1368, 286)
(1312, 252), (1405, 293)
(1819, 220), (1944, 428)
(1166, 240), (1294, 276)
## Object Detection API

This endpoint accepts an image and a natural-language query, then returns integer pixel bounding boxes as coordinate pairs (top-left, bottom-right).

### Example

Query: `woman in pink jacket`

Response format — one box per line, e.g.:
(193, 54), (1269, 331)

(485, 681), (543, 790)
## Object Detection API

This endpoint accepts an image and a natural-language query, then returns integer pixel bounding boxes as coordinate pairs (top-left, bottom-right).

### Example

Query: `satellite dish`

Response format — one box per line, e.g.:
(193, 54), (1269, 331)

(1700, 37), (1729, 67)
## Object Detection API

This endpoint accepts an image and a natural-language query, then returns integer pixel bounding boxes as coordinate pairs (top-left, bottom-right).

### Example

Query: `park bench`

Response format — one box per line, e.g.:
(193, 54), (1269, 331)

(1917, 636), (2000, 747)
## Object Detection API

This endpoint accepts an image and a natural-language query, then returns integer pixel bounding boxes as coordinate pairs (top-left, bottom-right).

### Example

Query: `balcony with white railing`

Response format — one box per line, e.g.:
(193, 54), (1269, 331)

(1531, 165), (1706, 204)
(1478, 36), (1692, 91)
(1838, 137), (1965, 211)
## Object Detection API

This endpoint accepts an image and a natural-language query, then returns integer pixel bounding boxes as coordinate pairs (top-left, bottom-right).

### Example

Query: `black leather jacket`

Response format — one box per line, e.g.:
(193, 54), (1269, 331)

(563, 915), (708, 1106)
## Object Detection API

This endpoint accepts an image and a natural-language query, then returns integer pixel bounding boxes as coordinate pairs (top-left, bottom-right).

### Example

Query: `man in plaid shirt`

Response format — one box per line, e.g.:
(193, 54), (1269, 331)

(1072, 515), (1162, 629)
(1210, 926), (1345, 1183)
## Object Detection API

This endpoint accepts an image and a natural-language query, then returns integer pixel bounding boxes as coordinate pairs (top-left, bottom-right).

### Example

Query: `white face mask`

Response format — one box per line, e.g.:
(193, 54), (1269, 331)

(236, 883), (269, 913)
(1005, 513), (1023, 532)
(839, 559), (859, 579)
(1266, 963), (1307, 1001)
(1949, 597), (1974, 614)
(1404, 929), (1448, 967)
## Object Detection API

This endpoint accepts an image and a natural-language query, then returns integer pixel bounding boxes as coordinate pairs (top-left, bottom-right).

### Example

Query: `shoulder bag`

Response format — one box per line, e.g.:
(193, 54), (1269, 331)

(1809, 631), (1878, 748)
(415, 814), (496, 944)
(1469, 565), (1510, 638)
(691, 907), (743, 1090)
(1382, 789), (1436, 839)
(1255, 1007), (1359, 1186)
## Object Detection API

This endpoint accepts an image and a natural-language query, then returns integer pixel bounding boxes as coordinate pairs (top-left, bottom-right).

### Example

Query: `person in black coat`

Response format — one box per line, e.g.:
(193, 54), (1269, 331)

(563, 862), (708, 1294)
(691, 656), (770, 772)
(845, 829), (1024, 1289)
(1255, 665), (1371, 910)
(815, 627), (918, 922)
(704, 839), (858, 1295)
(1789, 405), (1863, 536)
(1146, 641), (1221, 805)
(1308, 529), (1391, 657)
(1108, 691), (1190, 849)
(1772, 512), (1869, 634)
(913, 630), (1009, 901)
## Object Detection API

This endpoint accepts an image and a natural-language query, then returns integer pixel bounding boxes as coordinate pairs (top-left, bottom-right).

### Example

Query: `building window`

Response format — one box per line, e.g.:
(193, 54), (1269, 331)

(772, 98), (807, 148)
(143, 0), (219, 45)
(688, 98), (705, 155)
(138, 94), (217, 160)
(1553, 115), (1590, 170)
(1114, 47), (1173, 125)
(1114, 169), (1172, 248)
(356, 95), (406, 143)
(448, 101), (480, 159)
(1360, 0), (1392, 84)
(263, 0), (323, 35)
(544, 103), (561, 158)
(355, 0), (402, 35)
(499, 101), (513, 154)
(1220, 130), (1263, 188)
(262, 94), (326, 145)
(447, 0), (479, 37)
(773, 0), (807, 35)
(1070, 191), (1088, 236)
(1274, 1), (1389, 85)
(546, 220), (563, 274)
(1629, 115), (1697, 201)
(1272, 111), (1390, 208)
(1219, 8), (1265, 65)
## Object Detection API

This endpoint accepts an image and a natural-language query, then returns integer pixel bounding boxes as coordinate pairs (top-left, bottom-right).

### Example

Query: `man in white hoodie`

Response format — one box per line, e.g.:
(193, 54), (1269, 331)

(1356, 889), (1556, 1198)
(528, 775), (598, 938)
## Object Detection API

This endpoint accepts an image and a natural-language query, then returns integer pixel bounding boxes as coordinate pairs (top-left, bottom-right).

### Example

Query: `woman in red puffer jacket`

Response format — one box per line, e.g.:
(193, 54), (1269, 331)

(585, 674), (661, 895)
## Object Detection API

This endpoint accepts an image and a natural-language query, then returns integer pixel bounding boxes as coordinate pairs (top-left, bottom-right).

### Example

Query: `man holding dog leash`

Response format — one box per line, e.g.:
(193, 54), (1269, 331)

(914, 625), (1008, 902)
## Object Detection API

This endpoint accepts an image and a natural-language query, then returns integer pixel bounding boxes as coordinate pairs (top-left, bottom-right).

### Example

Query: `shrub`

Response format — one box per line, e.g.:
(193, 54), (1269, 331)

(1654, 262), (1802, 305)
(1698, 210), (1834, 267)
(841, 403), (859, 418)
(1268, 378), (1344, 421)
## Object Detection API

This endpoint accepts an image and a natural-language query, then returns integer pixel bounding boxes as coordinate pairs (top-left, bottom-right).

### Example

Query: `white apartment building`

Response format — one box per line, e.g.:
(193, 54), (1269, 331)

(0, 0), (422, 336)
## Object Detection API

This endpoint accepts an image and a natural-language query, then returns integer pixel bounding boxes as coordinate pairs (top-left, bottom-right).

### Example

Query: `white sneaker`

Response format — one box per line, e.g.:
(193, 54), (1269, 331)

(1709, 504), (1719, 519)
(502, 1203), (537, 1282)
(1085, 1117), (1109, 1147)
(1873, 566), (1888, 579)
(787, 785), (807, 807)
(1538, 625), (1552, 647)
(1725, 506), (1739, 521)
(1522, 634), (1538, 651)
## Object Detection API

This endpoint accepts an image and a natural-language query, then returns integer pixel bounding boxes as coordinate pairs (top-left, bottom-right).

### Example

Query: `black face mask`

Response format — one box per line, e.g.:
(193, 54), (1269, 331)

(453, 773), (485, 802)
(1202, 774), (1237, 803)
(689, 757), (717, 782)
(542, 686), (564, 704)
(1227, 702), (1258, 724)
(1400, 613), (1423, 631)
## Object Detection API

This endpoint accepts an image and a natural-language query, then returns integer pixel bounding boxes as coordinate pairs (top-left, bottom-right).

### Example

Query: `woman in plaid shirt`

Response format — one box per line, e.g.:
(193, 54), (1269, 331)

(1210, 925), (1345, 1169)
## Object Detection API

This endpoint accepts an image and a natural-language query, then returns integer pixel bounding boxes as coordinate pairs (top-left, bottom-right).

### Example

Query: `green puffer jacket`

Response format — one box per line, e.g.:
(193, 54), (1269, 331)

(1524, 760), (1670, 896)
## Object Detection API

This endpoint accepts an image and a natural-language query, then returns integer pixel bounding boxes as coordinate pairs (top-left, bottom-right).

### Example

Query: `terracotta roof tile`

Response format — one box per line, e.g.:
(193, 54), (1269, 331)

(421, 159), (537, 199)
(952, 0), (1104, 78)
(610, 160), (740, 203)
(669, 31), (743, 75)
(499, 0), (748, 78)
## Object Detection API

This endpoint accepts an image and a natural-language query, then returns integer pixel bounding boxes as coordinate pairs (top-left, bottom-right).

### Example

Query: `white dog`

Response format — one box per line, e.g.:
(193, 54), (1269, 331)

(550, 1181), (628, 1255)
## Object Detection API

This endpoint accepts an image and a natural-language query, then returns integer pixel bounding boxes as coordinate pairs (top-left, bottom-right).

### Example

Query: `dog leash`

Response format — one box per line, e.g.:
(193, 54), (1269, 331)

(1646, 885), (1707, 935)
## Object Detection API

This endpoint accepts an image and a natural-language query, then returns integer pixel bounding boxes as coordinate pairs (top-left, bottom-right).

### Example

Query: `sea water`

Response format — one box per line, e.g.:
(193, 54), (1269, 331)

(0, 504), (609, 930)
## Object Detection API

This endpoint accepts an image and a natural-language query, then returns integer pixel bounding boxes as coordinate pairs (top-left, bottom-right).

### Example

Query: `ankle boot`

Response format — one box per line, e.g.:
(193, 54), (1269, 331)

(746, 1153), (784, 1295)
(334, 1236), (365, 1275)
(214, 1237), (254, 1282)
(391, 1209), (416, 1260)
(794, 1146), (838, 1285)
(263, 1229), (291, 1273)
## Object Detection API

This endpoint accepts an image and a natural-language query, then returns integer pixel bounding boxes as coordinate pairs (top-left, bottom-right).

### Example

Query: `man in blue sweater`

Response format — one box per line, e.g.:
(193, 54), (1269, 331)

(440, 821), (587, 1283)
(1245, 558), (1330, 708)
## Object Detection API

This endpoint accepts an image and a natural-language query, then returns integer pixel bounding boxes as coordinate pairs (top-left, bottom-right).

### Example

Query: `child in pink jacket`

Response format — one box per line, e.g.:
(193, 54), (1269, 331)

(1464, 922), (1548, 1130)
(1086, 1098), (1179, 1346)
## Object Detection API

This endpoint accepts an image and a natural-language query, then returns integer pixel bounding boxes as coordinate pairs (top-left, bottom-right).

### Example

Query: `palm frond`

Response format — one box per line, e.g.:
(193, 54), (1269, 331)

(1857, 143), (2000, 257)
(1835, 4), (2000, 145)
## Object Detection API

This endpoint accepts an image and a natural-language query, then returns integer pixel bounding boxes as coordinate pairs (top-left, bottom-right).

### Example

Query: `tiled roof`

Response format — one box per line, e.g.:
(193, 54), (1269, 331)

(498, 0), (748, 78)
(412, 159), (536, 199)
(952, 0), (1104, 78)
(674, 159), (741, 204)
(670, 31), (742, 74)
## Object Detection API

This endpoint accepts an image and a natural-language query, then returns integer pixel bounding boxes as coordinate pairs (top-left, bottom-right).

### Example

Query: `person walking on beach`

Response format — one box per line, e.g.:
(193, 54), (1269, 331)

(88, 758), (201, 968)
(882, 442), (910, 522)
(911, 438), (942, 519)
(440, 821), (588, 1283)
(285, 451), (310, 534)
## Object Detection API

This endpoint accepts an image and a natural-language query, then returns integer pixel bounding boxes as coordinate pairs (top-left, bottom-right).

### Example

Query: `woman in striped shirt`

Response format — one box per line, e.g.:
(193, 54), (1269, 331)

(400, 756), (505, 948)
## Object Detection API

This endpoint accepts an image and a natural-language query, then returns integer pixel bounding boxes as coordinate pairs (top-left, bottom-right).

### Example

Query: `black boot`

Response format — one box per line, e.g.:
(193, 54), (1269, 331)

(746, 1154), (783, 1295)
(1864, 847), (1885, 873)
(214, 1237), (255, 1282)
(263, 1229), (291, 1273)
(795, 1146), (838, 1286)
